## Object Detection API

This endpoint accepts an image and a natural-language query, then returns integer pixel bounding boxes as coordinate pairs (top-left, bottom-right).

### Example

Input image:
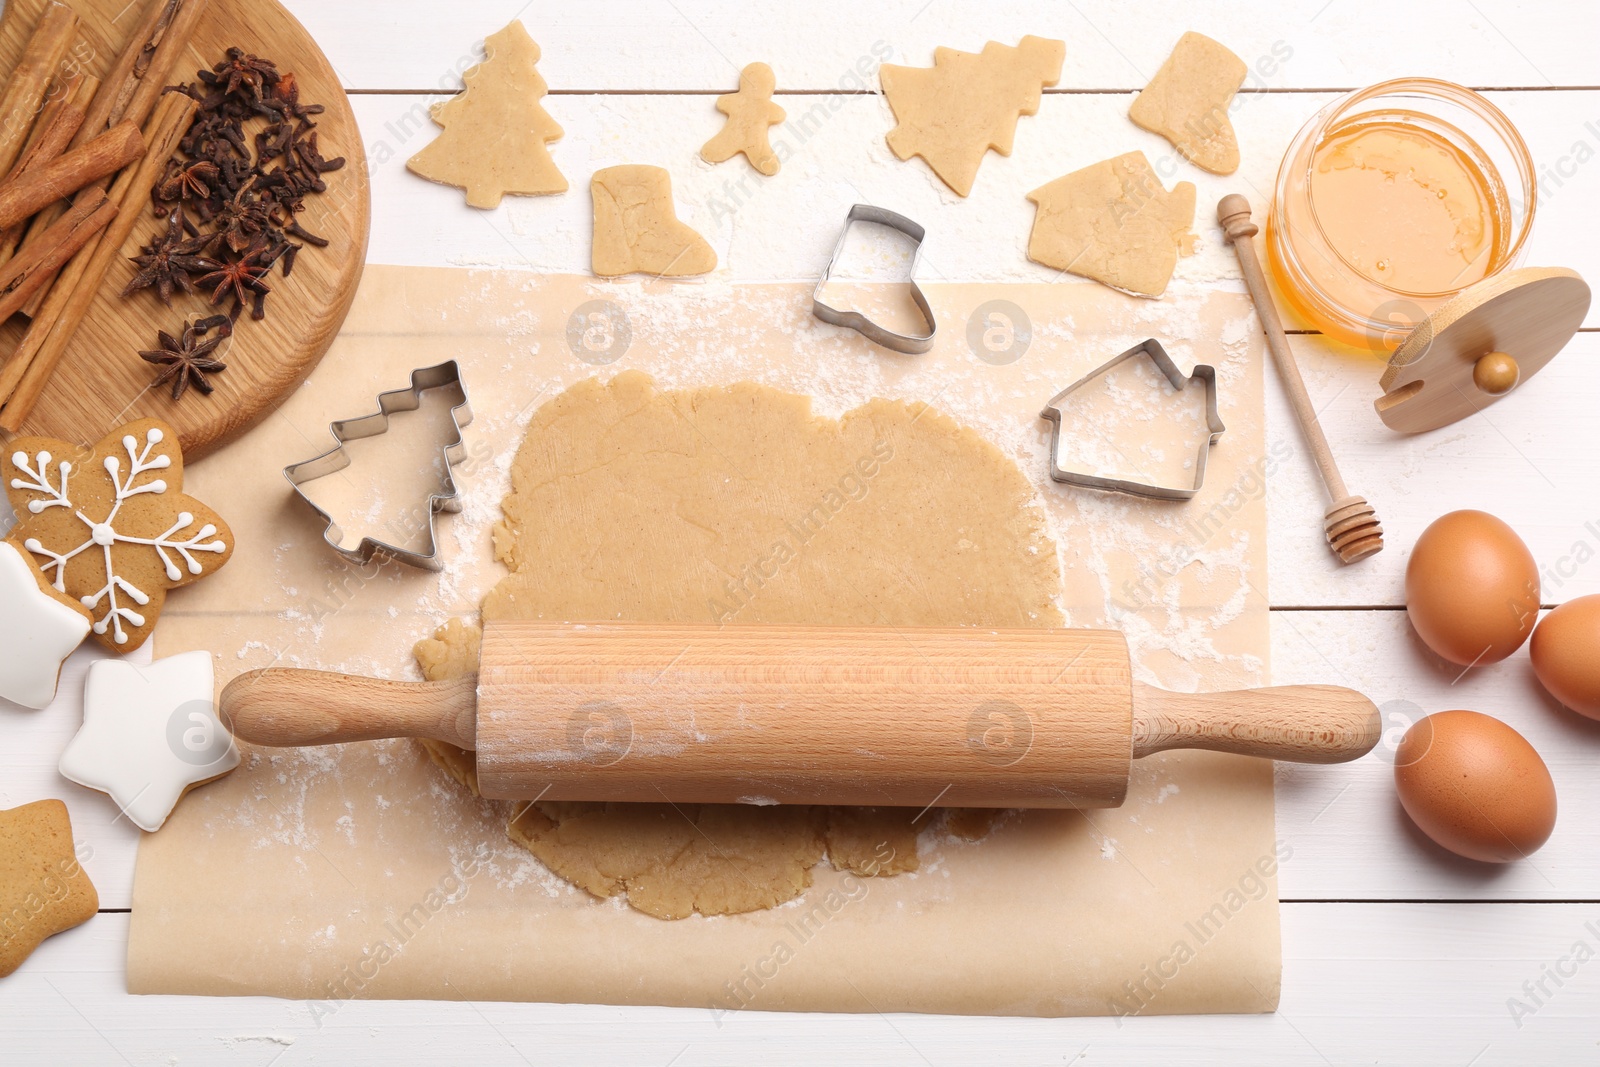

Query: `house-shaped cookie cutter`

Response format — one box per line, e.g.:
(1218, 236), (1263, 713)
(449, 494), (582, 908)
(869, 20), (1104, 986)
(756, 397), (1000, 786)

(284, 361), (473, 570)
(1040, 339), (1224, 501)
(812, 203), (936, 354)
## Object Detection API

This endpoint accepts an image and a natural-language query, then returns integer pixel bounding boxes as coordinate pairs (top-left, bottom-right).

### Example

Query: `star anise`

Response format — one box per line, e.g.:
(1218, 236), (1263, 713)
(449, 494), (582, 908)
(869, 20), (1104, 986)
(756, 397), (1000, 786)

(211, 181), (274, 253)
(154, 157), (219, 203)
(196, 245), (272, 318)
(139, 317), (230, 401)
(121, 212), (216, 304)
(200, 47), (279, 100)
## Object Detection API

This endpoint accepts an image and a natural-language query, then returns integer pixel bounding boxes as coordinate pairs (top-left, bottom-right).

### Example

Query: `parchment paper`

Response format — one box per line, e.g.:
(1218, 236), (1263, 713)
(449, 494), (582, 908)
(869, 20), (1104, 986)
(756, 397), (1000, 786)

(131, 264), (1281, 1016)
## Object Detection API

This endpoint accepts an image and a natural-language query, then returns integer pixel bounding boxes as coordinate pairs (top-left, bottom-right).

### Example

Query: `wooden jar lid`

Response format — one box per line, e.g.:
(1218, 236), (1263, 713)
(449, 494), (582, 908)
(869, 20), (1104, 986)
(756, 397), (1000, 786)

(1375, 267), (1591, 433)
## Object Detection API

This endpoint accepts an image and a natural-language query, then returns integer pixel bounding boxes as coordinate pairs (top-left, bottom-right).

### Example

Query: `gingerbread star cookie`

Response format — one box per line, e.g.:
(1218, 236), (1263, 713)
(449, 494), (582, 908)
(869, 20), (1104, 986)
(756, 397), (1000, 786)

(5, 418), (233, 651)
(880, 35), (1065, 197)
(59, 651), (238, 833)
(700, 62), (787, 176)
(0, 800), (97, 978)
(0, 540), (90, 709)
(1129, 32), (1248, 175)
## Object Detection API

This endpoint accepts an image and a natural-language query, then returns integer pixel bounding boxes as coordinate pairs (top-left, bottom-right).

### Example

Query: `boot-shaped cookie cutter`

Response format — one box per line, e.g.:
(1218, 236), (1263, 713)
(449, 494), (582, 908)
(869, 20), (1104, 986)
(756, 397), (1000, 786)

(1040, 339), (1225, 501)
(812, 204), (936, 353)
(284, 361), (473, 570)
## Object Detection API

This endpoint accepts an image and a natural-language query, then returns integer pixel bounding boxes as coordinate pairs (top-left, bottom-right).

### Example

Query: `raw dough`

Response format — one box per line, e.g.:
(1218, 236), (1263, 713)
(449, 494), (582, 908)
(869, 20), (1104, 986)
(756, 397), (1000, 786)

(405, 20), (568, 208)
(416, 371), (1061, 919)
(1025, 151), (1196, 298)
(1129, 32), (1247, 176)
(589, 166), (717, 278)
(879, 36), (1064, 197)
(700, 62), (786, 176)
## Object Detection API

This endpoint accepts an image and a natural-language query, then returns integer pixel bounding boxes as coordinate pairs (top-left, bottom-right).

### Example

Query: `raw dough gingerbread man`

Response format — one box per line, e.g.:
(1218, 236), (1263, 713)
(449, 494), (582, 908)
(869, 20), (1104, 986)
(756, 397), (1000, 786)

(700, 62), (786, 176)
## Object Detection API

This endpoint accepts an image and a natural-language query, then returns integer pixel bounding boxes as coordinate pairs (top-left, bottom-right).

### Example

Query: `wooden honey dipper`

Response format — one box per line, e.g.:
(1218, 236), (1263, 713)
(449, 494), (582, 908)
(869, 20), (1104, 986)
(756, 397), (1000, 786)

(222, 621), (1380, 809)
(1218, 194), (1383, 564)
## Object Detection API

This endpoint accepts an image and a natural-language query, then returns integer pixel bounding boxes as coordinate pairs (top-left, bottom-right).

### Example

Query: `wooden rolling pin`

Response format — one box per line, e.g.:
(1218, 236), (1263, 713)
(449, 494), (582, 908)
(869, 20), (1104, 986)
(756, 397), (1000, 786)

(222, 622), (1380, 809)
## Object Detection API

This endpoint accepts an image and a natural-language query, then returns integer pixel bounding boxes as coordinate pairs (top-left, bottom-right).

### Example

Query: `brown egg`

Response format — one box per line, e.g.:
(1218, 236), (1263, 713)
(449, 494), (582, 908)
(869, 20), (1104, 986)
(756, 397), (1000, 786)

(1406, 511), (1540, 666)
(1394, 710), (1556, 862)
(1531, 595), (1600, 720)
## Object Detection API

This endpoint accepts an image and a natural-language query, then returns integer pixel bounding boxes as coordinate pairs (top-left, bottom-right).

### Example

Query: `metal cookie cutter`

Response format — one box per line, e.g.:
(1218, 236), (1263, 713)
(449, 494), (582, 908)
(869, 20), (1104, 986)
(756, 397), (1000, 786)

(284, 361), (473, 570)
(1039, 339), (1225, 501)
(812, 204), (936, 354)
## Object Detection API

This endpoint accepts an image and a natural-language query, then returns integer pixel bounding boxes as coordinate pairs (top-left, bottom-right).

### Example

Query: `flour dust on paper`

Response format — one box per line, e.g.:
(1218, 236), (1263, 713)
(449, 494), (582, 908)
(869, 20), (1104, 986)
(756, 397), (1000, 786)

(413, 371), (1062, 919)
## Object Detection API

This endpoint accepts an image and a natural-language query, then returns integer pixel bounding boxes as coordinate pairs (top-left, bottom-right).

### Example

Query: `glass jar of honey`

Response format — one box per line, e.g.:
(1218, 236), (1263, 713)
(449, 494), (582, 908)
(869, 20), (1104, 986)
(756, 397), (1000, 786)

(1267, 78), (1535, 350)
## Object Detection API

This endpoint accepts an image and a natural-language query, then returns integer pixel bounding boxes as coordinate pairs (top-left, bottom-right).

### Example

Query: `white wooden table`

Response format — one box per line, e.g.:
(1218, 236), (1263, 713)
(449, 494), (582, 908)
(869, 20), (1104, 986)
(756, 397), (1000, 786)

(5, 1), (1600, 1062)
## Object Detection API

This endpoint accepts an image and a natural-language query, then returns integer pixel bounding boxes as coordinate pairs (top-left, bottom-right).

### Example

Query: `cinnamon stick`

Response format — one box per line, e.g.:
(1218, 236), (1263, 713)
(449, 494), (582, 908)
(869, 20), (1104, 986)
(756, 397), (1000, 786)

(121, 0), (212, 133)
(7, 68), (84, 180)
(0, 73), (94, 265)
(0, 120), (144, 232)
(0, 192), (114, 321)
(0, 2), (79, 179)
(14, 0), (189, 278)
(0, 93), (196, 427)
(14, 0), (212, 318)
(75, 0), (180, 143)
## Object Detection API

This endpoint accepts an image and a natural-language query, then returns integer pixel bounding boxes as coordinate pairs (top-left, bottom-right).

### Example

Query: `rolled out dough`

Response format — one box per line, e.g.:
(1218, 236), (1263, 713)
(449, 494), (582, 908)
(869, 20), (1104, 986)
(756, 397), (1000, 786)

(414, 371), (1061, 919)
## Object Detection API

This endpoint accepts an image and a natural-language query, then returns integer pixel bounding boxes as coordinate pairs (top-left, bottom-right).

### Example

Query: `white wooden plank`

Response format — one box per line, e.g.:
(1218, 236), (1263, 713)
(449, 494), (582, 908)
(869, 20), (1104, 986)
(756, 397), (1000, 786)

(6, 607), (1591, 914)
(0, 643), (150, 917)
(281, 0), (1600, 92)
(1265, 333), (1600, 609)
(6, 905), (1600, 1064)
(349, 90), (1600, 316)
(1272, 609), (1600, 900)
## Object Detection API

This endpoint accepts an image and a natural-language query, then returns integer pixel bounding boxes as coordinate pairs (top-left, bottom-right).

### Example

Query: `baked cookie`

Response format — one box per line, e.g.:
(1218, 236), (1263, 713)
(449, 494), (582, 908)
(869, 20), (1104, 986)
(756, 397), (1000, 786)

(0, 539), (90, 709)
(4, 418), (233, 651)
(0, 800), (97, 978)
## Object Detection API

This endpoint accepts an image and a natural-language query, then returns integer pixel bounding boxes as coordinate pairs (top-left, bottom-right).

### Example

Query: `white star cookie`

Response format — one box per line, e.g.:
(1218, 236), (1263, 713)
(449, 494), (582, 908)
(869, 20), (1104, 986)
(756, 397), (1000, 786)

(0, 540), (90, 709)
(59, 651), (239, 832)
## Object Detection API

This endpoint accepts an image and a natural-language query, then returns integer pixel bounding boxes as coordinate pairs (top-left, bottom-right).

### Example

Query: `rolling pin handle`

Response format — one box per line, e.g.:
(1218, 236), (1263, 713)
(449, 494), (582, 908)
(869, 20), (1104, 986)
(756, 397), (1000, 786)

(220, 668), (479, 749)
(1132, 683), (1380, 764)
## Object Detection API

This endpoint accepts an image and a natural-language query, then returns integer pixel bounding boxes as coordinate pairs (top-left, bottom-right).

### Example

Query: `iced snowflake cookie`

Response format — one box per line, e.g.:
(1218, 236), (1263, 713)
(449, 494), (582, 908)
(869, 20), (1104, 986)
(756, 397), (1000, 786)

(4, 418), (233, 651)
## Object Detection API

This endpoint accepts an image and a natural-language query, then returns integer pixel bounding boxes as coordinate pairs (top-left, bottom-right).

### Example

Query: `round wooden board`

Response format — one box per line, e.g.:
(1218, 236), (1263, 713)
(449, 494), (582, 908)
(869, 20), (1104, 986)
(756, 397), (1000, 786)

(0, 0), (369, 459)
(1375, 267), (1591, 434)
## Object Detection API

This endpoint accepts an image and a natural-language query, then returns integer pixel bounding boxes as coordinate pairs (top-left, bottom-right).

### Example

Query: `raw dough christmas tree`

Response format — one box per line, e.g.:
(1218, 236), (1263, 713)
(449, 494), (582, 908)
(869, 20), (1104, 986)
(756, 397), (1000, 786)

(700, 62), (787, 176)
(879, 35), (1064, 197)
(406, 20), (568, 208)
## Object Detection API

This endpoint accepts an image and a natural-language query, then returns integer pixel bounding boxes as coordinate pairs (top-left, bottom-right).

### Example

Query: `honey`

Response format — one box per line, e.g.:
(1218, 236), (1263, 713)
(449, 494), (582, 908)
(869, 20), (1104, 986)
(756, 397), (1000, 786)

(1267, 80), (1534, 350)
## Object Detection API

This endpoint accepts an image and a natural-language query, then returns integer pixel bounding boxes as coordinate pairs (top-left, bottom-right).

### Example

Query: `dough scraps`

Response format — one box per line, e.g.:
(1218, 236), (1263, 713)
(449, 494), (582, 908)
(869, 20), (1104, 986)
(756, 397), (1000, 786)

(415, 371), (1062, 919)
(700, 62), (787, 176)
(590, 165), (717, 278)
(880, 35), (1065, 197)
(1025, 151), (1197, 298)
(406, 20), (568, 208)
(1129, 32), (1248, 175)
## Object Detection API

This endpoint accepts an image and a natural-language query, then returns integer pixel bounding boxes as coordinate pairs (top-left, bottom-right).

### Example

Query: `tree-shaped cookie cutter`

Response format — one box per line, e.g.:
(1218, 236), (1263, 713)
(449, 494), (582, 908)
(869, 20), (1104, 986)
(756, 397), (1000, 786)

(284, 361), (473, 570)
(1040, 339), (1225, 501)
(812, 204), (936, 353)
